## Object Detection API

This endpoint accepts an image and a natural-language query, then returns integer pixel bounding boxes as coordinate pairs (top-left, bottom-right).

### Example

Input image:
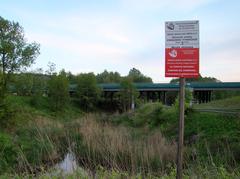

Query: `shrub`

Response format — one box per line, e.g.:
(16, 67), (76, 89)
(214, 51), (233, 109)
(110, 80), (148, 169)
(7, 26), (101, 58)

(0, 96), (15, 127)
(174, 88), (193, 112)
(48, 71), (70, 111)
(0, 132), (17, 173)
(14, 73), (33, 96)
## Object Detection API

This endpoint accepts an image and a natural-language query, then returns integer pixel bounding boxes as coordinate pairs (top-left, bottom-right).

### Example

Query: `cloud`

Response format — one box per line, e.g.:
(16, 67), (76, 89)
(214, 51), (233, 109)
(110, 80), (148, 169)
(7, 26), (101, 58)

(121, 0), (219, 12)
(27, 32), (128, 60)
(201, 45), (240, 81)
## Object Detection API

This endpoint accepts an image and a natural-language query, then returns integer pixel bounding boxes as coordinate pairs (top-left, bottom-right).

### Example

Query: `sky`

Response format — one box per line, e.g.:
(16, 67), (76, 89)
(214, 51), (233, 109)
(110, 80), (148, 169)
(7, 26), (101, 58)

(1, 0), (240, 82)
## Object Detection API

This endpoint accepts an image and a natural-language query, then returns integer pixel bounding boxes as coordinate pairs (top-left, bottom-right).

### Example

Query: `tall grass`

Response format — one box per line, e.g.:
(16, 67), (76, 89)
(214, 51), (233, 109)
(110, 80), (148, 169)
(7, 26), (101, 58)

(1, 113), (240, 178)
(0, 116), (68, 174)
(73, 115), (177, 175)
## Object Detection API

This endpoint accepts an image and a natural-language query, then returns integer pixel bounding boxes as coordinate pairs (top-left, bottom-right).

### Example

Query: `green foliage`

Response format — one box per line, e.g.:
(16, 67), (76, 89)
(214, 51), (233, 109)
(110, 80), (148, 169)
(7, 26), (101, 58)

(170, 74), (218, 83)
(0, 132), (17, 173)
(1, 165), (240, 178)
(117, 77), (139, 112)
(30, 72), (47, 108)
(194, 96), (240, 109)
(14, 73), (33, 96)
(174, 88), (193, 112)
(212, 90), (240, 100)
(128, 67), (152, 83)
(0, 16), (40, 98)
(48, 70), (70, 111)
(76, 73), (100, 111)
(96, 68), (153, 84)
(96, 70), (121, 83)
(0, 16), (40, 124)
(133, 102), (164, 127)
(15, 127), (57, 168)
(1, 95), (240, 177)
(0, 96), (15, 127)
(45, 61), (56, 75)
(111, 102), (177, 129)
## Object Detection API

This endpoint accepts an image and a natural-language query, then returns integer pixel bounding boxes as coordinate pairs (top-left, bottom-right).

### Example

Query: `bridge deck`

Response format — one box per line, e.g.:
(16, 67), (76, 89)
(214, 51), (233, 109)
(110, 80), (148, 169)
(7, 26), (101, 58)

(94, 82), (240, 92)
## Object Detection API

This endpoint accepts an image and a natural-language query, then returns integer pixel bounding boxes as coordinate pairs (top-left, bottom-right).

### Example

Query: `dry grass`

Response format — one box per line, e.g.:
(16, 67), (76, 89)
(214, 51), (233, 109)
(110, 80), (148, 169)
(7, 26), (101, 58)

(4, 114), (176, 176)
(75, 115), (177, 174)
(30, 116), (64, 129)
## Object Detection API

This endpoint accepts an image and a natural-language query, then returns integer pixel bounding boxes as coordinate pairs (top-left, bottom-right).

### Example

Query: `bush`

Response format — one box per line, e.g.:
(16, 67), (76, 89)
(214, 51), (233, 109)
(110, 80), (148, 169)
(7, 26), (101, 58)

(0, 96), (15, 127)
(174, 88), (193, 113)
(133, 102), (164, 127)
(0, 132), (17, 174)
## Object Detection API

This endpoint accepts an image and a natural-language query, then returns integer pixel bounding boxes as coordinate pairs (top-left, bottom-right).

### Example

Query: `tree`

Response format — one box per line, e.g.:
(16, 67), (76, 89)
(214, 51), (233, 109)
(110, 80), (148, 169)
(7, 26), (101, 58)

(30, 68), (48, 107)
(45, 61), (56, 75)
(48, 70), (70, 111)
(76, 73), (100, 111)
(66, 71), (77, 84)
(14, 72), (33, 96)
(118, 77), (139, 112)
(0, 16), (40, 100)
(170, 74), (219, 83)
(96, 70), (121, 83)
(128, 68), (152, 83)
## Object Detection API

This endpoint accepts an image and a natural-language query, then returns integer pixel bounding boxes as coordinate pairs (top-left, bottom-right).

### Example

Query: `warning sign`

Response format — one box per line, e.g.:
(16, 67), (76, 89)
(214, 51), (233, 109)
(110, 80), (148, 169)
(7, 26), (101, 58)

(165, 20), (199, 78)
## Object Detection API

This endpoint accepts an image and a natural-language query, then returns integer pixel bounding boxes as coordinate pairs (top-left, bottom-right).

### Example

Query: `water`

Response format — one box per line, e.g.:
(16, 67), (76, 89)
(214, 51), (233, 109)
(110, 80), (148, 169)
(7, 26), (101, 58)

(49, 151), (89, 177)
(56, 152), (77, 173)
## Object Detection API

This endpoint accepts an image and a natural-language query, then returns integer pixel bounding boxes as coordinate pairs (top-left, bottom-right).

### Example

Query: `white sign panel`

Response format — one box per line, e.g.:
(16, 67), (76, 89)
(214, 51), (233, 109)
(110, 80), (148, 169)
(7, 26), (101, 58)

(165, 20), (199, 48)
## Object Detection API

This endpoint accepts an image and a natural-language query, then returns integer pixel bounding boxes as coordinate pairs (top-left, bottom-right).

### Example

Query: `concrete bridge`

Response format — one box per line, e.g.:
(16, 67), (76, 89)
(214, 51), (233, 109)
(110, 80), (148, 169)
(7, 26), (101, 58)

(93, 82), (240, 105)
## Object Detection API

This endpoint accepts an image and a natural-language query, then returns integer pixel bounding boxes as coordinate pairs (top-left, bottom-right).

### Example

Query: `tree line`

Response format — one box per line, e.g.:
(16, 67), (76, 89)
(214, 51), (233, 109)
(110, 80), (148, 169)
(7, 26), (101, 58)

(9, 67), (151, 111)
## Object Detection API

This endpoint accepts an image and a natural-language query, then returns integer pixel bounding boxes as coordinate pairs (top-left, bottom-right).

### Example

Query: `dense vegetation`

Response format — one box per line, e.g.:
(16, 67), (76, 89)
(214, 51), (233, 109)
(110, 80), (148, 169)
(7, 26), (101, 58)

(1, 96), (240, 178)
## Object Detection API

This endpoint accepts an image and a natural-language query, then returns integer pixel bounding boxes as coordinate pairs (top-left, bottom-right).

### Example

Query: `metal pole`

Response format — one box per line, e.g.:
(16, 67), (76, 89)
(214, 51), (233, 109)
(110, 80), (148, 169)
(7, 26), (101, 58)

(177, 78), (185, 179)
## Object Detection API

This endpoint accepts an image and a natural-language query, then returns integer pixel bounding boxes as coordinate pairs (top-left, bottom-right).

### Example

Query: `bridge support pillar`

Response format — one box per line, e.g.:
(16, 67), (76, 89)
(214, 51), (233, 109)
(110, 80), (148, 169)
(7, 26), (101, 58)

(158, 91), (161, 102)
(131, 94), (135, 110)
(163, 91), (167, 105)
(205, 91), (209, 103)
(203, 91), (206, 103)
(147, 91), (150, 102)
(209, 91), (212, 102)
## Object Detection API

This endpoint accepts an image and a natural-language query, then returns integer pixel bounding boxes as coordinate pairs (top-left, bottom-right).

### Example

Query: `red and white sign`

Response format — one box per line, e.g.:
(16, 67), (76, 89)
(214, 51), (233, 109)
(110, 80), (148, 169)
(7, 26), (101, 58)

(165, 20), (199, 78)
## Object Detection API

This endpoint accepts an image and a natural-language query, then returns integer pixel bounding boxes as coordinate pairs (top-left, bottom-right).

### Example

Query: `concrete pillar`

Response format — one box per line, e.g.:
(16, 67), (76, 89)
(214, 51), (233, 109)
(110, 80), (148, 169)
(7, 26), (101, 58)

(203, 91), (205, 103)
(206, 91), (209, 103)
(205, 91), (208, 103)
(110, 92), (113, 102)
(209, 91), (212, 102)
(199, 91), (202, 104)
(147, 91), (150, 102)
(131, 94), (135, 110)
(158, 91), (161, 102)
(163, 91), (167, 105)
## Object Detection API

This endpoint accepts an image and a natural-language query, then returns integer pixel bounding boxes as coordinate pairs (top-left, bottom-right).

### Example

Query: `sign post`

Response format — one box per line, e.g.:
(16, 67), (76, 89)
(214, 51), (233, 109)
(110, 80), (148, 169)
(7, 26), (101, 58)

(165, 20), (199, 179)
(177, 77), (185, 179)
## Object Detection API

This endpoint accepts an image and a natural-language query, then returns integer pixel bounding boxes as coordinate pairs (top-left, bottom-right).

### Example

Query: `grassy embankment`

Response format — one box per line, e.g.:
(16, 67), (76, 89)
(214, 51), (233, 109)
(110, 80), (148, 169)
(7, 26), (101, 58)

(1, 95), (240, 178)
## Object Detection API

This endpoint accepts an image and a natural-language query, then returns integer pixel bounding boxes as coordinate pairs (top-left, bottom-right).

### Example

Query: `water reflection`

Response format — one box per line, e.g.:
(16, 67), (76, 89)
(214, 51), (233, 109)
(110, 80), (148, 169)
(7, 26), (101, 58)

(56, 152), (77, 173)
